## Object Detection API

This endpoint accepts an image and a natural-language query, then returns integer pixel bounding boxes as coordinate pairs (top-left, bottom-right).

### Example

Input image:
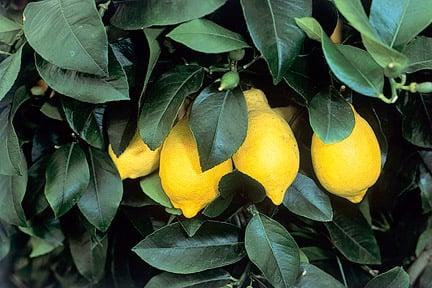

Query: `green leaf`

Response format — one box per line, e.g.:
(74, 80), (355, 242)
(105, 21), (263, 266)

(0, 45), (22, 102)
(294, 263), (345, 288)
(190, 85), (247, 170)
(0, 156), (27, 226)
(245, 213), (300, 288)
(404, 36), (432, 73)
(369, 0), (432, 47)
(69, 227), (108, 283)
(241, 0), (312, 83)
(140, 28), (163, 104)
(145, 269), (234, 288)
(364, 267), (409, 288)
(111, 0), (227, 30)
(139, 65), (204, 150)
(283, 173), (333, 222)
(416, 228), (432, 257)
(78, 147), (123, 232)
(202, 172), (239, 218)
(325, 208), (381, 264)
(398, 93), (432, 148)
(133, 221), (245, 274)
(167, 19), (249, 54)
(419, 165), (432, 213)
(45, 143), (90, 217)
(0, 15), (22, 33)
(0, 86), (29, 175)
(40, 103), (63, 121)
(61, 98), (104, 149)
(19, 218), (64, 247)
(301, 246), (335, 262)
(0, 221), (13, 261)
(140, 172), (173, 208)
(218, 170), (266, 203)
(29, 237), (60, 258)
(296, 17), (384, 97)
(35, 47), (129, 104)
(308, 90), (355, 144)
(23, 0), (108, 76)
(180, 218), (205, 238)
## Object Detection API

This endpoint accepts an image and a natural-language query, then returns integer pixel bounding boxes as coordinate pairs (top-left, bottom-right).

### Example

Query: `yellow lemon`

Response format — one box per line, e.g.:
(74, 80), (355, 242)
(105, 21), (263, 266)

(159, 120), (233, 218)
(311, 108), (381, 203)
(233, 89), (300, 205)
(108, 132), (160, 180)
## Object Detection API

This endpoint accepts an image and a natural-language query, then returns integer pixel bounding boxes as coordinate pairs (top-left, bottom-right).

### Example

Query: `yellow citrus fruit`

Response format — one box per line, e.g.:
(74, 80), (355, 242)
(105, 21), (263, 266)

(159, 119), (233, 218)
(233, 89), (300, 205)
(108, 132), (160, 180)
(311, 108), (381, 203)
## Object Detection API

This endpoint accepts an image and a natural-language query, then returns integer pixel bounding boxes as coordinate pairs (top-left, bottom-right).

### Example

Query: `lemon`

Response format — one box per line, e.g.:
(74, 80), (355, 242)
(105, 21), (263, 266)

(233, 89), (300, 205)
(108, 132), (160, 180)
(311, 108), (381, 203)
(159, 119), (233, 218)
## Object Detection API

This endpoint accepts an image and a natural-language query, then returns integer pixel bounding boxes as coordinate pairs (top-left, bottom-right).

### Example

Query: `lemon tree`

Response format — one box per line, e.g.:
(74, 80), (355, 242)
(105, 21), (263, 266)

(0, 0), (431, 287)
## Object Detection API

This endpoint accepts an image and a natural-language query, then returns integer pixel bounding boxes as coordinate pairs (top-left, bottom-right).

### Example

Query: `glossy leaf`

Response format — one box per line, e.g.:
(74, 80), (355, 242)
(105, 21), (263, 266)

(190, 85), (247, 170)
(296, 17), (384, 97)
(145, 269), (233, 288)
(61, 97), (104, 149)
(308, 90), (355, 144)
(202, 172), (239, 218)
(219, 170), (266, 204)
(0, 86), (29, 175)
(325, 209), (381, 264)
(283, 173), (333, 222)
(294, 263), (345, 288)
(35, 48), (129, 104)
(242, 0), (311, 84)
(245, 213), (300, 288)
(133, 221), (245, 274)
(78, 147), (123, 232)
(0, 45), (22, 102)
(180, 218), (205, 238)
(364, 267), (409, 288)
(111, 0), (227, 30)
(45, 143), (90, 217)
(139, 65), (204, 150)
(369, 0), (432, 47)
(23, 0), (108, 76)
(140, 172), (173, 208)
(0, 15), (21, 33)
(0, 155), (27, 226)
(404, 36), (432, 73)
(399, 93), (432, 148)
(167, 19), (249, 53)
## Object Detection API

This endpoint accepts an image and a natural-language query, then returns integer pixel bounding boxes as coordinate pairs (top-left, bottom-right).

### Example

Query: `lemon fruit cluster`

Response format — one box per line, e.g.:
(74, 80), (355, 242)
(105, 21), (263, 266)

(233, 89), (300, 205)
(311, 107), (381, 203)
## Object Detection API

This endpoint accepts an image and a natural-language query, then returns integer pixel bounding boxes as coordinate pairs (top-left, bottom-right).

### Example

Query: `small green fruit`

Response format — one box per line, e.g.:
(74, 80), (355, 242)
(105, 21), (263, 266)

(384, 62), (403, 78)
(218, 71), (240, 91)
(228, 49), (245, 61)
(415, 82), (432, 93)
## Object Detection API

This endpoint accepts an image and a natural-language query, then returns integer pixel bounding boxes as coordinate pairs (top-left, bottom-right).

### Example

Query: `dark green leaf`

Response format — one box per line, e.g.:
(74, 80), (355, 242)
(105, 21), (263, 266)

(0, 221), (13, 260)
(190, 85), (247, 170)
(45, 143), (90, 217)
(145, 269), (233, 288)
(140, 172), (173, 208)
(35, 47), (129, 104)
(78, 147), (123, 232)
(0, 86), (29, 175)
(0, 15), (21, 33)
(111, 0), (227, 30)
(241, 0), (311, 83)
(40, 103), (63, 121)
(19, 218), (64, 247)
(167, 19), (249, 53)
(106, 102), (137, 156)
(308, 90), (355, 143)
(69, 228), (108, 283)
(138, 65), (204, 150)
(283, 173), (333, 222)
(399, 93), (432, 148)
(29, 237), (60, 258)
(23, 0), (108, 76)
(110, 38), (136, 87)
(364, 267), (409, 288)
(0, 155), (27, 226)
(218, 170), (266, 203)
(301, 246), (335, 262)
(404, 36), (432, 73)
(245, 213), (300, 288)
(325, 208), (381, 264)
(369, 0), (432, 47)
(202, 173), (238, 218)
(419, 165), (432, 213)
(180, 218), (205, 238)
(294, 263), (345, 288)
(61, 98), (104, 149)
(0, 45), (22, 101)
(133, 221), (245, 274)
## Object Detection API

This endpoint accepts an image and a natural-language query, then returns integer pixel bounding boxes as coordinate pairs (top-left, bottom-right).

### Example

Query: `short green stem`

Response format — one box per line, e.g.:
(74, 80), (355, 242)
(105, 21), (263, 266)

(98, 0), (111, 16)
(0, 50), (12, 56)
